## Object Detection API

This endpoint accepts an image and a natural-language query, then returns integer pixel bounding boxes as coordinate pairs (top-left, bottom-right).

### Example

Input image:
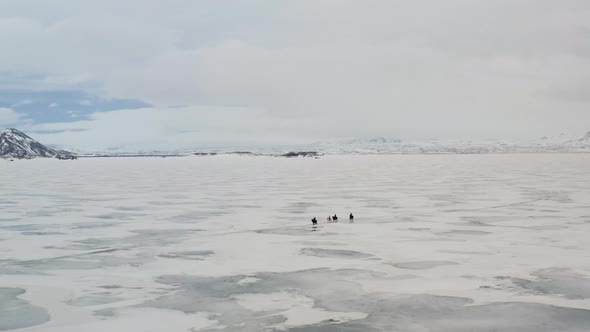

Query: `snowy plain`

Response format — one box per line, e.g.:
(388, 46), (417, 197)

(1, 154), (590, 331)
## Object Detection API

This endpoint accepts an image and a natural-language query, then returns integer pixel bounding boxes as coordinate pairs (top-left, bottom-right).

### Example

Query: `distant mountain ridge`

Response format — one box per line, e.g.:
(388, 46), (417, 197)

(579, 131), (590, 142)
(308, 131), (590, 155)
(3, 127), (590, 158)
(0, 128), (74, 158)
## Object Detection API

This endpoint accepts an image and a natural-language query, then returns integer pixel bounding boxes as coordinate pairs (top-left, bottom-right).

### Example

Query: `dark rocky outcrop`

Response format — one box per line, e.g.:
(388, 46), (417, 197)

(0, 128), (74, 159)
(193, 152), (218, 156)
(281, 151), (322, 158)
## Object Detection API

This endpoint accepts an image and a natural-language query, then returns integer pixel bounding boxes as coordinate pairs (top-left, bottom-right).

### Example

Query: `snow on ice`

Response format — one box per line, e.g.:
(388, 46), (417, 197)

(1, 154), (590, 331)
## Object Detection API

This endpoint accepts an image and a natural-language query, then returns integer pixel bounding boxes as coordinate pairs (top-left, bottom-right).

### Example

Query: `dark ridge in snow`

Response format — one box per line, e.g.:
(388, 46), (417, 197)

(194, 152), (218, 156)
(0, 128), (74, 159)
(281, 151), (322, 158)
(229, 151), (257, 155)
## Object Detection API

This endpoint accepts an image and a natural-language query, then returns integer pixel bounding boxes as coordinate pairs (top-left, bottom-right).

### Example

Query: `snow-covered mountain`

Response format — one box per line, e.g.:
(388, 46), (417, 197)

(3, 127), (589, 158)
(307, 132), (590, 155)
(576, 131), (590, 143)
(0, 128), (74, 158)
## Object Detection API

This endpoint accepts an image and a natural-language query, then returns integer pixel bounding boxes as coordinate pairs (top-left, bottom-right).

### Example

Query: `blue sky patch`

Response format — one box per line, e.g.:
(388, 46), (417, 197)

(0, 89), (150, 124)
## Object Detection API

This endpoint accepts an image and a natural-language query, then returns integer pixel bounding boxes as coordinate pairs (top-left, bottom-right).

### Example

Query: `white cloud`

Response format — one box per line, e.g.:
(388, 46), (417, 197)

(0, 108), (24, 126)
(29, 106), (308, 152)
(10, 99), (33, 108)
(1, 0), (590, 148)
(48, 102), (59, 108)
(109, 41), (590, 139)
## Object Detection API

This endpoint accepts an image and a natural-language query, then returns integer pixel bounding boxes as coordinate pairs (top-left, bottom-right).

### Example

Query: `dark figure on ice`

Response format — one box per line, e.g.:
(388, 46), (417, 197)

(311, 217), (318, 225)
(349, 213), (354, 222)
(332, 214), (338, 222)
(327, 216), (332, 222)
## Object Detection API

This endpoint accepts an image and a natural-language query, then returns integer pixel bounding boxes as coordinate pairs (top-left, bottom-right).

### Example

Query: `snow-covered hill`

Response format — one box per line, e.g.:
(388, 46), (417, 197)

(307, 132), (590, 155)
(3, 127), (589, 158)
(0, 128), (74, 158)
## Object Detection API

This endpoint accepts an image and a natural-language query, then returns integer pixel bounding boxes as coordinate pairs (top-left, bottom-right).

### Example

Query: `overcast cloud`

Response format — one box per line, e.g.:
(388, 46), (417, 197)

(1, 0), (590, 150)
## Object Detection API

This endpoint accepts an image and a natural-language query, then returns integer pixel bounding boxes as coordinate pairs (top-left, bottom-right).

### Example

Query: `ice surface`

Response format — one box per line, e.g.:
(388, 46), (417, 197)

(286, 299), (590, 332)
(0, 288), (50, 330)
(158, 250), (214, 260)
(299, 248), (373, 259)
(392, 261), (458, 270)
(509, 268), (590, 299)
(2, 154), (590, 331)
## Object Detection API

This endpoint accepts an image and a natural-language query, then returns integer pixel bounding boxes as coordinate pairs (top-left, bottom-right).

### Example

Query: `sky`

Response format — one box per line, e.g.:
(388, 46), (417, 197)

(1, 0), (589, 151)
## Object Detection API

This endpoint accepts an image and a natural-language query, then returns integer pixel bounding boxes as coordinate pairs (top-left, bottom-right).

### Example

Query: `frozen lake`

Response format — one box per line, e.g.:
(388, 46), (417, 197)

(1, 154), (590, 331)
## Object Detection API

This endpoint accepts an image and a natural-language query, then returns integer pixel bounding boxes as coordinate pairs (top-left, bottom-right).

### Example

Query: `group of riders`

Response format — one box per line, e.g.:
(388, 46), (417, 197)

(311, 213), (354, 225)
